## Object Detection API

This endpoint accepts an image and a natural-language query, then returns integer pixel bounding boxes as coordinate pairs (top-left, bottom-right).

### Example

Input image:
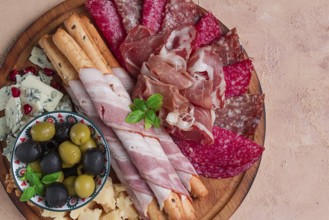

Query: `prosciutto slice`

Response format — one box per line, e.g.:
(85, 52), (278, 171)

(188, 46), (226, 108)
(112, 0), (143, 33)
(79, 68), (190, 207)
(121, 26), (166, 77)
(66, 80), (153, 217)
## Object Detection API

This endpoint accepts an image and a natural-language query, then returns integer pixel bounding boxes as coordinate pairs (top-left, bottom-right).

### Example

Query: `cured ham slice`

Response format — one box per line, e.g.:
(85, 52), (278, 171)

(142, 0), (168, 33)
(215, 94), (265, 138)
(211, 28), (245, 66)
(173, 126), (265, 178)
(79, 68), (190, 206)
(193, 12), (222, 49)
(112, 0), (143, 33)
(86, 0), (126, 67)
(224, 59), (253, 98)
(161, 0), (204, 33)
(66, 80), (153, 217)
(121, 26), (166, 77)
(188, 46), (226, 108)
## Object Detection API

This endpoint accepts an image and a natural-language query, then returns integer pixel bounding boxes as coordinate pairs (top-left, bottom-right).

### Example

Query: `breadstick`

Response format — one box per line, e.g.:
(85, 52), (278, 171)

(80, 15), (120, 68)
(64, 13), (112, 74)
(190, 176), (208, 199)
(147, 199), (168, 220)
(181, 196), (197, 220)
(38, 35), (78, 86)
(163, 192), (185, 220)
(52, 28), (94, 72)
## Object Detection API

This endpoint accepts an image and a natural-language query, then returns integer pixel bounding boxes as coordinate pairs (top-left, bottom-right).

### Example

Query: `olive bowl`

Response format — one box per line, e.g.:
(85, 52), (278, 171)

(11, 111), (110, 212)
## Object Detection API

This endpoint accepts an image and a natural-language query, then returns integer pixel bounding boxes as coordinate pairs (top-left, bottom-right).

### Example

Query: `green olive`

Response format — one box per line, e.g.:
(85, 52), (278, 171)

(70, 123), (91, 145)
(79, 138), (97, 154)
(63, 176), (77, 196)
(58, 141), (81, 165)
(28, 160), (42, 173)
(62, 162), (75, 169)
(77, 164), (85, 176)
(31, 122), (55, 142)
(74, 175), (95, 198)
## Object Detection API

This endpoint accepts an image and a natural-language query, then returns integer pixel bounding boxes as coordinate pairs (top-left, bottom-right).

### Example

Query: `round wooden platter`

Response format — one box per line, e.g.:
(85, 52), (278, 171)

(0, 0), (266, 219)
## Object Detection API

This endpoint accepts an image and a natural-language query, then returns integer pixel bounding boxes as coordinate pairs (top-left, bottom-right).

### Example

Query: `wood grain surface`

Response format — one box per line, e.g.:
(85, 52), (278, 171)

(0, 0), (265, 219)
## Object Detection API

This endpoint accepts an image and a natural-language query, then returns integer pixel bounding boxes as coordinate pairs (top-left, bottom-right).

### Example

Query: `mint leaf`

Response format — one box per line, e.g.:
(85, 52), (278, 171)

(134, 99), (148, 111)
(26, 172), (41, 186)
(26, 165), (33, 173)
(20, 186), (36, 202)
(125, 110), (145, 124)
(41, 171), (62, 185)
(146, 94), (163, 112)
(144, 120), (152, 129)
(129, 103), (136, 111)
(154, 116), (161, 128)
(35, 183), (45, 195)
(145, 111), (157, 126)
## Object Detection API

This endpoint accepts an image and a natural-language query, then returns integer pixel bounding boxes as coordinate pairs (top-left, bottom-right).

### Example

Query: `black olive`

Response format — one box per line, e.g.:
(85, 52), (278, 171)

(63, 165), (78, 178)
(40, 151), (62, 174)
(55, 123), (74, 143)
(83, 149), (105, 175)
(41, 139), (59, 155)
(15, 140), (42, 163)
(45, 182), (68, 207)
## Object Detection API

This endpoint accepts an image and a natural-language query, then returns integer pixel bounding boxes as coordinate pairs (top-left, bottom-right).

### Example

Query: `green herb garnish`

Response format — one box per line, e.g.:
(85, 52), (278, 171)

(125, 94), (163, 129)
(19, 165), (62, 202)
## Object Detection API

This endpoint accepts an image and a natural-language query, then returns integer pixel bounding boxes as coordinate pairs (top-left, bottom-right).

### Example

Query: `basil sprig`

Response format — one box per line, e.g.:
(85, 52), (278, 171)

(19, 165), (62, 202)
(125, 94), (163, 129)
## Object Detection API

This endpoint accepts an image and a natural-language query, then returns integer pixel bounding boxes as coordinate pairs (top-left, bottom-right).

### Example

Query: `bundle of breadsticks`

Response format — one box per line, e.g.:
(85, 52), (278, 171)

(39, 13), (208, 220)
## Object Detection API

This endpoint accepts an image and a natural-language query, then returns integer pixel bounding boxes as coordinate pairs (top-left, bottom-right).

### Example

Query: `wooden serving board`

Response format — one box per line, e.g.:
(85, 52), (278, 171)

(0, 0), (266, 219)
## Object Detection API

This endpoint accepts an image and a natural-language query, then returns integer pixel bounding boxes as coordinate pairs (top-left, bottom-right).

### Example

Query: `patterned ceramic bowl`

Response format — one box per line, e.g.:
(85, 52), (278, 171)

(11, 111), (110, 211)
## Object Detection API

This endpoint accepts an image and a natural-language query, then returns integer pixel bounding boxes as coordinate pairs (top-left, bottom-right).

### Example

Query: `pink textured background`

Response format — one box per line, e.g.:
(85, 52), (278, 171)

(1, 0), (329, 219)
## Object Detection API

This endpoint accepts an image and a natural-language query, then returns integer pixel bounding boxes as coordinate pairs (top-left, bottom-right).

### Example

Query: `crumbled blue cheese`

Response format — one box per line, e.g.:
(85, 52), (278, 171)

(0, 117), (9, 141)
(29, 47), (54, 69)
(20, 88), (44, 115)
(3, 135), (16, 162)
(20, 75), (63, 112)
(38, 70), (53, 85)
(0, 86), (12, 111)
(55, 95), (73, 111)
(5, 97), (23, 134)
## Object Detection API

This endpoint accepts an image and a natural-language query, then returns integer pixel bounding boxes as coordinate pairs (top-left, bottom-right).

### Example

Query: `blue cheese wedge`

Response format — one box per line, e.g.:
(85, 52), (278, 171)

(29, 47), (54, 69)
(21, 88), (44, 115)
(5, 97), (23, 134)
(55, 95), (73, 111)
(38, 70), (53, 85)
(0, 117), (9, 141)
(0, 86), (12, 111)
(3, 135), (16, 162)
(20, 75), (63, 112)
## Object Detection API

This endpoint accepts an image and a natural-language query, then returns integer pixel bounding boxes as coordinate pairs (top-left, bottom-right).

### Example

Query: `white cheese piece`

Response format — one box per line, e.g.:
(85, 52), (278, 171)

(0, 117), (9, 141)
(0, 86), (12, 111)
(3, 135), (16, 162)
(113, 184), (127, 198)
(116, 192), (138, 220)
(41, 210), (68, 220)
(29, 47), (54, 69)
(5, 97), (23, 134)
(70, 201), (96, 220)
(78, 208), (102, 220)
(100, 210), (122, 220)
(20, 75), (63, 112)
(94, 177), (116, 212)
(38, 70), (53, 85)
(55, 95), (73, 111)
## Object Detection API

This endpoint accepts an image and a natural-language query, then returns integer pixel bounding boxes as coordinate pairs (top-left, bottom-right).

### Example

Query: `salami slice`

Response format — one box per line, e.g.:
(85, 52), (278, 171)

(215, 94), (265, 138)
(113, 0), (143, 33)
(161, 0), (204, 33)
(224, 59), (253, 98)
(86, 0), (126, 66)
(142, 0), (168, 33)
(173, 126), (264, 178)
(211, 28), (245, 66)
(193, 12), (222, 49)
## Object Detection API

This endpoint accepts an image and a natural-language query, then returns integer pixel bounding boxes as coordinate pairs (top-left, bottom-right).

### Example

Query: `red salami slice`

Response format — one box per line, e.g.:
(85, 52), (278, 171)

(113, 0), (143, 33)
(142, 0), (168, 33)
(86, 0), (126, 66)
(215, 94), (265, 138)
(211, 28), (245, 66)
(193, 12), (222, 49)
(224, 59), (253, 98)
(172, 126), (264, 178)
(161, 0), (204, 33)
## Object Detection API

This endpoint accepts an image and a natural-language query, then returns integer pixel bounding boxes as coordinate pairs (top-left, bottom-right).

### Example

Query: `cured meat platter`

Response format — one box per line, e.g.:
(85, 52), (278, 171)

(0, 0), (265, 219)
